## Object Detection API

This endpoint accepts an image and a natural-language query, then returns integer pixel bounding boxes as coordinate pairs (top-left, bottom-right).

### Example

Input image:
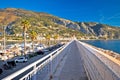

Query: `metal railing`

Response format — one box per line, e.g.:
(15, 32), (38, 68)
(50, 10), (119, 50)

(2, 41), (73, 80)
(77, 41), (120, 80)
(3, 40), (119, 80)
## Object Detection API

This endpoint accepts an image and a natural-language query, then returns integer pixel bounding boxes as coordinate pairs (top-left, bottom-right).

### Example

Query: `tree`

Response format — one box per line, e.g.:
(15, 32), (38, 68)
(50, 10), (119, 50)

(53, 34), (59, 44)
(12, 25), (20, 37)
(29, 30), (37, 51)
(21, 19), (30, 55)
(45, 34), (51, 46)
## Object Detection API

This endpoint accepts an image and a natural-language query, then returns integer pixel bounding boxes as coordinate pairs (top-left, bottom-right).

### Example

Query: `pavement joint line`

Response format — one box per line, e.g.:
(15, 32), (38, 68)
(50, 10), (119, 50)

(52, 54), (68, 80)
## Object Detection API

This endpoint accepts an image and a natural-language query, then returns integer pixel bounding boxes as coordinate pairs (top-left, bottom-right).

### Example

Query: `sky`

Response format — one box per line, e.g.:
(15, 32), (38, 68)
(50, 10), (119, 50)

(0, 0), (120, 27)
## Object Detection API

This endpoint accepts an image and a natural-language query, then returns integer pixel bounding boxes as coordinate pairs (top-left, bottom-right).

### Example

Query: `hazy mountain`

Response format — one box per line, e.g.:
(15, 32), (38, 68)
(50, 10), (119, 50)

(76, 22), (120, 39)
(0, 8), (120, 39)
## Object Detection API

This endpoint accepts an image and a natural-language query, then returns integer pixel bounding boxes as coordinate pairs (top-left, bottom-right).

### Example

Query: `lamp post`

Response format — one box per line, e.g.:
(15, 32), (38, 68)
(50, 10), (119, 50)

(3, 26), (6, 54)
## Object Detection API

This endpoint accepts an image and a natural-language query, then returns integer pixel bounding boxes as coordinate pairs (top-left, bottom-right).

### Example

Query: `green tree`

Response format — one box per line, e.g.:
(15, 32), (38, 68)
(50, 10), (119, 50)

(12, 25), (21, 37)
(45, 34), (51, 46)
(21, 19), (30, 55)
(53, 34), (59, 44)
(29, 30), (37, 51)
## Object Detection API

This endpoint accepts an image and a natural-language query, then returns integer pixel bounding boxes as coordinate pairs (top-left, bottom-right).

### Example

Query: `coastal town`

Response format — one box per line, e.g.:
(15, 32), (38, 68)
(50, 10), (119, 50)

(0, 0), (120, 79)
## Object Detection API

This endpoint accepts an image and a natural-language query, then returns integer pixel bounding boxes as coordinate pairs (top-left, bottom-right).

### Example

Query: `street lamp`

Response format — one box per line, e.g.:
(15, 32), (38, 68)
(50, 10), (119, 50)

(3, 26), (6, 54)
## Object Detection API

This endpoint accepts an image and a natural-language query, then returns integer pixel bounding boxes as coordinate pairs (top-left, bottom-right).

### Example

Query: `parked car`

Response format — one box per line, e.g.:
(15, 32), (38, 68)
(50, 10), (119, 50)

(0, 68), (3, 74)
(42, 49), (49, 53)
(15, 57), (27, 63)
(36, 50), (44, 55)
(7, 61), (16, 67)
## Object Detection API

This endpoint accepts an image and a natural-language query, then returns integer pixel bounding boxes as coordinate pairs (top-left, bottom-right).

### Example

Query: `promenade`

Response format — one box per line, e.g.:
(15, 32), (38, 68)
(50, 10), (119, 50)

(51, 40), (120, 80)
(52, 41), (88, 80)
(1, 40), (120, 80)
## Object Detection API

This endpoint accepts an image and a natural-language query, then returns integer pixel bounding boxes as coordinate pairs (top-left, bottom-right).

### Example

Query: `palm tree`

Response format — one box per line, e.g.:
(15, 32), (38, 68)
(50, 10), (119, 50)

(45, 34), (51, 46)
(29, 30), (37, 51)
(21, 19), (30, 55)
(53, 34), (59, 44)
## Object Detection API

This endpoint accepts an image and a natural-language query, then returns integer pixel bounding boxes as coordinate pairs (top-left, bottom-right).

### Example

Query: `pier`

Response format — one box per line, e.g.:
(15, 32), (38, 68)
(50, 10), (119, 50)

(1, 40), (120, 80)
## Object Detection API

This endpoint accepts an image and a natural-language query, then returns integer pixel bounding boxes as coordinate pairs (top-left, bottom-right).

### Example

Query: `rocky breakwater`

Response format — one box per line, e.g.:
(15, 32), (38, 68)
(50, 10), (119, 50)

(91, 45), (120, 61)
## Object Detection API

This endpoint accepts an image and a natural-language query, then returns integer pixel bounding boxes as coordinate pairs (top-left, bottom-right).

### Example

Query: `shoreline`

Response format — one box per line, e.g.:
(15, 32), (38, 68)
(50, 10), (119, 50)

(91, 44), (120, 61)
(79, 39), (120, 41)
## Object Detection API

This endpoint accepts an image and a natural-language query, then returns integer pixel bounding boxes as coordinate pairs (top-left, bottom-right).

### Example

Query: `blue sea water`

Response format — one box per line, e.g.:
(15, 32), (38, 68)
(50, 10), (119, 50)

(81, 40), (120, 54)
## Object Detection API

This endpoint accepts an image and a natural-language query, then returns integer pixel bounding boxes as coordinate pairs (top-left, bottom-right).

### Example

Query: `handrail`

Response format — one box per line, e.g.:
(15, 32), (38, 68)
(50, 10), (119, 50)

(77, 40), (120, 80)
(2, 40), (73, 80)
(2, 46), (63, 80)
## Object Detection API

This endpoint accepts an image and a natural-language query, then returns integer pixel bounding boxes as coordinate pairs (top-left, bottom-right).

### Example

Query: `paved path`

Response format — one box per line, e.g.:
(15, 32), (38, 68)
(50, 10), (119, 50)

(53, 41), (88, 80)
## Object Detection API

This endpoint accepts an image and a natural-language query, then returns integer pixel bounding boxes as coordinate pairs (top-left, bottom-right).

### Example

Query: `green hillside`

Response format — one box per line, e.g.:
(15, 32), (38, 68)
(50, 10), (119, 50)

(0, 8), (84, 40)
(0, 8), (120, 40)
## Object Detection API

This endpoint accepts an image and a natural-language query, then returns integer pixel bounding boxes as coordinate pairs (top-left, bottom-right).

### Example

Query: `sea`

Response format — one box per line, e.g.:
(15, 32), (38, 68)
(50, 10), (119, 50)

(81, 40), (120, 54)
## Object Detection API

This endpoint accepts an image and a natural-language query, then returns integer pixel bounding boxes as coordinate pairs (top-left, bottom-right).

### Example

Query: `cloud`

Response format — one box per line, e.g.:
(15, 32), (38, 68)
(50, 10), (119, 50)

(99, 14), (105, 23)
(107, 13), (120, 20)
(98, 10), (105, 23)
(98, 10), (120, 26)
(100, 15), (105, 23)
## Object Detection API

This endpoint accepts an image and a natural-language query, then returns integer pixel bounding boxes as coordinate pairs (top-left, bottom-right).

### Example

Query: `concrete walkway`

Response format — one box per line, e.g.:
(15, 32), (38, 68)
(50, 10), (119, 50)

(53, 41), (88, 80)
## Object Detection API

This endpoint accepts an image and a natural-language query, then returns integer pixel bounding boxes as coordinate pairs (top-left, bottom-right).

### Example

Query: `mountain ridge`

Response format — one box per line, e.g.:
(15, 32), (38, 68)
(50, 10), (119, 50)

(0, 8), (120, 39)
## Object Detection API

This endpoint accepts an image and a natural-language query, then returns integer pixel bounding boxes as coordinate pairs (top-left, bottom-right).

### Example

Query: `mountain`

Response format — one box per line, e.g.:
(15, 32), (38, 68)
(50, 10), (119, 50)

(0, 8), (120, 39)
(76, 22), (120, 39)
(0, 8), (83, 39)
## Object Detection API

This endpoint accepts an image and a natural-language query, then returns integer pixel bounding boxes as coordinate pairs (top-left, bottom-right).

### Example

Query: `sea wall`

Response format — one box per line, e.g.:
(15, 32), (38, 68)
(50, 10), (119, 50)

(76, 40), (120, 80)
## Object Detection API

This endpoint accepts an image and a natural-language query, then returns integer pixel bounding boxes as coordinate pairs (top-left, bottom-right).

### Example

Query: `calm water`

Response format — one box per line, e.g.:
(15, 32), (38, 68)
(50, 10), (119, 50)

(81, 40), (120, 54)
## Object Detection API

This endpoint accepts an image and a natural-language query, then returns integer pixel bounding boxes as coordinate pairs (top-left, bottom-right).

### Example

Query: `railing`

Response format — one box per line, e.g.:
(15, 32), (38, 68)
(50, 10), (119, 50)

(3, 40), (119, 80)
(77, 41), (120, 80)
(2, 41), (72, 80)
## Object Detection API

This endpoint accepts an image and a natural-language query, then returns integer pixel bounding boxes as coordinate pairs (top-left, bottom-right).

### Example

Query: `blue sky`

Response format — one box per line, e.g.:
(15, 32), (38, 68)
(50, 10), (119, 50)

(1, 0), (120, 26)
